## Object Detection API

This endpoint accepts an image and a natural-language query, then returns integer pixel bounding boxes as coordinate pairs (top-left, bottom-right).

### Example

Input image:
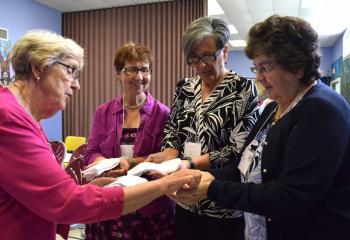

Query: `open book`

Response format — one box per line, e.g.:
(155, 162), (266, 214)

(82, 158), (121, 180)
(127, 158), (182, 176)
(106, 175), (148, 187)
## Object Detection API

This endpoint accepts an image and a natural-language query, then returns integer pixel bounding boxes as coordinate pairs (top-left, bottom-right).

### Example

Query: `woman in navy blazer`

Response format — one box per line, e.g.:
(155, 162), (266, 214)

(171, 15), (350, 240)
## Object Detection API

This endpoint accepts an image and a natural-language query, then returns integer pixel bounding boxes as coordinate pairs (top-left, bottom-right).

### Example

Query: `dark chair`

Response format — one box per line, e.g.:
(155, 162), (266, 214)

(49, 140), (66, 166)
(68, 143), (87, 164)
(57, 152), (88, 239)
(65, 156), (87, 185)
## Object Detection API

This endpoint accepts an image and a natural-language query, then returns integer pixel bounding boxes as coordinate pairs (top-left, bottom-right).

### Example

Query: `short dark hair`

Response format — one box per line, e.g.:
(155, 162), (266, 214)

(245, 15), (321, 84)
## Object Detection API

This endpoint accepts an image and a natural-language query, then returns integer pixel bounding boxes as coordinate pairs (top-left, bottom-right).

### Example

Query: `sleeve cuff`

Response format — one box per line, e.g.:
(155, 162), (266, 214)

(207, 180), (221, 202)
(99, 186), (125, 220)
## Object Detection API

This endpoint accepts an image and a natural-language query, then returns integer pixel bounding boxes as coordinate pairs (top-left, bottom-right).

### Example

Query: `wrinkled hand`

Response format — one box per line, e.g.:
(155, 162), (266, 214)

(158, 169), (202, 195)
(168, 171), (215, 205)
(102, 158), (130, 178)
(145, 152), (168, 163)
(89, 177), (116, 187)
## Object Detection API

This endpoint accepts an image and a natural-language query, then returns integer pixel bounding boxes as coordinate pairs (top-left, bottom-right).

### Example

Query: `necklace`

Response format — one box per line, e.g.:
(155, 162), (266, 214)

(124, 94), (146, 109)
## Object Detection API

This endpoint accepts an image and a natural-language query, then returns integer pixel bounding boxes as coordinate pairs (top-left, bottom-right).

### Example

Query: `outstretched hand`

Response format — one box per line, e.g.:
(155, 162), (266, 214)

(101, 158), (130, 177)
(145, 152), (168, 163)
(89, 177), (116, 187)
(158, 169), (202, 195)
(167, 171), (215, 205)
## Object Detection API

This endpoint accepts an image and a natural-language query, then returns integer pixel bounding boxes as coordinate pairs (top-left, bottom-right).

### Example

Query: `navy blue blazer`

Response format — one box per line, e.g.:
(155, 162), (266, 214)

(208, 81), (350, 240)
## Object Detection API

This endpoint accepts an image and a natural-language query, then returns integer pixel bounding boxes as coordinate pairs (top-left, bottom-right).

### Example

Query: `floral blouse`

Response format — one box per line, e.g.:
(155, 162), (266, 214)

(163, 72), (259, 218)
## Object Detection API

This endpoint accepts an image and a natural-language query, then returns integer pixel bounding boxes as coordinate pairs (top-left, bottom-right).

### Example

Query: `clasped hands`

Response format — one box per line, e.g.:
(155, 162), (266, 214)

(85, 156), (214, 203)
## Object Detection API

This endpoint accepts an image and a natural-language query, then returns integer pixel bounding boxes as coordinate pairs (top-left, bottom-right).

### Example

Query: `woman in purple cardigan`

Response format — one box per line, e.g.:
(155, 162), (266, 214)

(84, 42), (175, 239)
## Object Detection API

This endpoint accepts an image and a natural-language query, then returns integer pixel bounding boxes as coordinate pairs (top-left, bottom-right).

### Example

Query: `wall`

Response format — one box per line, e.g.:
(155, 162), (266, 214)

(227, 51), (254, 78)
(228, 46), (340, 79)
(319, 47), (333, 76)
(331, 32), (344, 62)
(0, 0), (62, 140)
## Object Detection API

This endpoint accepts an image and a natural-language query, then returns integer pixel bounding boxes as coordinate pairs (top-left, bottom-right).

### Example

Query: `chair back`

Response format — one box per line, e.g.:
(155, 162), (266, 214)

(69, 143), (87, 164)
(49, 140), (67, 166)
(65, 156), (87, 185)
(65, 136), (86, 153)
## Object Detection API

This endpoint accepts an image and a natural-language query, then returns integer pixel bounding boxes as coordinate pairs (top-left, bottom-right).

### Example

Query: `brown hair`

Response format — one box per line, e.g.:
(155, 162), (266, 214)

(113, 42), (153, 72)
(245, 15), (321, 84)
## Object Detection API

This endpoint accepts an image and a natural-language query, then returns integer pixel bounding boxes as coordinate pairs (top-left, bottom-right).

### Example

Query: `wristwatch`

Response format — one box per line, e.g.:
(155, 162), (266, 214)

(184, 157), (196, 169)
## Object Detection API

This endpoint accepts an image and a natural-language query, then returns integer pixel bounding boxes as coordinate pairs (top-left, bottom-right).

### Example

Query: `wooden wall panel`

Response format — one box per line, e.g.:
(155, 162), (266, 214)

(62, 0), (207, 138)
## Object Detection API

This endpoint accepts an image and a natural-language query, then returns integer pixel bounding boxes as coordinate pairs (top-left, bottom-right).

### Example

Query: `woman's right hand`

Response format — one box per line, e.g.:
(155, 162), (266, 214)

(157, 169), (202, 194)
(145, 148), (179, 163)
(89, 177), (116, 187)
(102, 158), (130, 177)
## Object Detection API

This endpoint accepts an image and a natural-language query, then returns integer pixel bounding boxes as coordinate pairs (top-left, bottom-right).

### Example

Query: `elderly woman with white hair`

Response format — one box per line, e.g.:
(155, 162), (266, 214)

(0, 30), (200, 240)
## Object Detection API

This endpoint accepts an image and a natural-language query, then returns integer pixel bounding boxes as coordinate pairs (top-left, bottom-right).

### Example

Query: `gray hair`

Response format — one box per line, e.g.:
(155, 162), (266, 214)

(182, 17), (230, 58)
(11, 29), (84, 80)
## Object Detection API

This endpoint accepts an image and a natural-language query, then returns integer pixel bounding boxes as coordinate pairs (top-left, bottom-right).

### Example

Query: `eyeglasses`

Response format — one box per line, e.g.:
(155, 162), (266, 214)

(250, 63), (278, 74)
(187, 48), (223, 65)
(55, 61), (80, 80)
(121, 66), (152, 77)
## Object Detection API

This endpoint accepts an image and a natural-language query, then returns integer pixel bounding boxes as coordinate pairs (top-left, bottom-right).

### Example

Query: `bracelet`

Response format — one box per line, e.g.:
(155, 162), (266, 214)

(184, 157), (196, 169)
(127, 158), (136, 168)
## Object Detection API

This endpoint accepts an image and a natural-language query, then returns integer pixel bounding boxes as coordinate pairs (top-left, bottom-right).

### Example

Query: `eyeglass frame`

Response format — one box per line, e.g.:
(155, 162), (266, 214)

(121, 66), (152, 77)
(187, 48), (223, 65)
(55, 61), (80, 80)
(250, 62), (279, 74)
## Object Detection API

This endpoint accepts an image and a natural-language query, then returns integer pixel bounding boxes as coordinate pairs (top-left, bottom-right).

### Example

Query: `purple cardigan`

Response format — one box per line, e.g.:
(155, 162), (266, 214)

(85, 92), (172, 217)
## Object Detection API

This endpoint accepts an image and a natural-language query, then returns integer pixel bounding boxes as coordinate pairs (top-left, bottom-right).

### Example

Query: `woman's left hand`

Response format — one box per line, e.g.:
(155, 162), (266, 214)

(167, 171), (214, 204)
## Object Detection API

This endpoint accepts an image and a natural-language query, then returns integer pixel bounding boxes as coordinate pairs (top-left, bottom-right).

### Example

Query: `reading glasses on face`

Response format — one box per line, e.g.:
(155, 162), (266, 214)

(121, 67), (152, 76)
(55, 61), (80, 80)
(250, 63), (278, 74)
(187, 48), (223, 65)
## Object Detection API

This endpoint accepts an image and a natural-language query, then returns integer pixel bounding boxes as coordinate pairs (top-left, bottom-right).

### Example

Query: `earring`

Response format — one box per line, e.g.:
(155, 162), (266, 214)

(36, 76), (40, 81)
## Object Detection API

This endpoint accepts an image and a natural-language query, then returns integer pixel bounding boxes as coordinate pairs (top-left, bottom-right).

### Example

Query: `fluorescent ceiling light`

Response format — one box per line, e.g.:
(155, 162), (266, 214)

(208, 0), (224, 16)
(228, 24), (238, 34)
(229, 40), (247, 47)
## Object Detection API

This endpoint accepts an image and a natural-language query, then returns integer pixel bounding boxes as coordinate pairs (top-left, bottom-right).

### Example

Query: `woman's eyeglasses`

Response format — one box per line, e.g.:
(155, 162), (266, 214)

(250, 63), (278, 74)
(55, 61), (80, 80)
(121, 67), (152, 77)
(187, 48), (223, 65)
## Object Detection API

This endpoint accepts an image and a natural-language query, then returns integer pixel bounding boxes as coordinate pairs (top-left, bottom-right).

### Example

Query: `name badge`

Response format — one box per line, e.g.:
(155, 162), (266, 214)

(120, 144), (134, 158)
(184, 142), (201, 158)
(238, 147), (255, 176)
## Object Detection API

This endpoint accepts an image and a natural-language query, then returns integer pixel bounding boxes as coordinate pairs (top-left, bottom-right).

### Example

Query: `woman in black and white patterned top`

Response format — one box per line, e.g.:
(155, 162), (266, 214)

(147, 17), (259, 240)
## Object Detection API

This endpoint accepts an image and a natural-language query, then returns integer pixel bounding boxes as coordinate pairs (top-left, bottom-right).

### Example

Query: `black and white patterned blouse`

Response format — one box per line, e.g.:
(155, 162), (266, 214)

(163, 72), (259, 218)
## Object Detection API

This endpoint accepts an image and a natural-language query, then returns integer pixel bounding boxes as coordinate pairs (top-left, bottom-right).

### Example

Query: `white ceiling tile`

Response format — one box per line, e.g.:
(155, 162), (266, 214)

(226, 13), (253, 24)
(217, 0), (248, 14)
(230, 34), (244, 40)
(274, 9), (299, 17)
(103, 0), (137, 7)
(250, 10), (274, 22)
(273, 0), (301, 10)
(246, 0), (273, 11)
(78, 0), (111, 9)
